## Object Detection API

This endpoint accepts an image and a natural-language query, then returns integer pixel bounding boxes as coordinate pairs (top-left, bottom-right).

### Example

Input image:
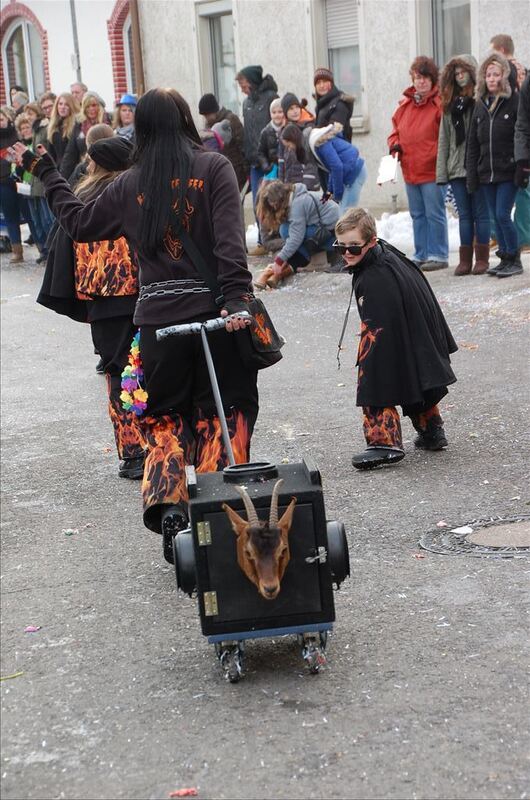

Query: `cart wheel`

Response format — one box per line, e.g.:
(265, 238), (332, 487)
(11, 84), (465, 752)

(163, 531), (174, 564)
(215, 641), (245, 683)
(299, 632), (327, 674)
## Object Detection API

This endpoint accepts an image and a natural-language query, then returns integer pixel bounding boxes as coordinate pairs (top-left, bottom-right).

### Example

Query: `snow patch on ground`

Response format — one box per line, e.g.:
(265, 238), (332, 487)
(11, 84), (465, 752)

(246, 211), (461, 253)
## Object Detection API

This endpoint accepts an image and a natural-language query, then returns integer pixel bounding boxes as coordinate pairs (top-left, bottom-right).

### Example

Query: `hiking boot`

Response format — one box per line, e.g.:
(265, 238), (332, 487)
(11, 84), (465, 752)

(267, 264), (294, 288)
(254, 265), (275, 289)
(421, 260), (449, 272)
(10, 244), (24, 263)
(496, 251), (523, 278)
(118, 454), (145, 480)
(352, 447), (405, 470)
(161, 505), (189, 564)
(414, 427), (448, 451)
(453, 245), (473, 276)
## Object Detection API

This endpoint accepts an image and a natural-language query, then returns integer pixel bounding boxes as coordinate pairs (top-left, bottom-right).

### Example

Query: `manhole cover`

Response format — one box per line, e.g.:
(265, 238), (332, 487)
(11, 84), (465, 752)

(419, 515), (530, 558)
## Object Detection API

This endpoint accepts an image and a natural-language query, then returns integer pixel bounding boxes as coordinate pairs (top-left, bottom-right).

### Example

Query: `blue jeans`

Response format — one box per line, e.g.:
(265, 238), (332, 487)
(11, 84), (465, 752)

(339, 163), (368, 213)
(0, 179), (22, 245)
(279, 222), (335, 267)
(514, 185), (530, 247)
(482, 181), (518, 254)
(450, 179), (490, 246)
(250, 165), (265, 243)
(405, 181), (449, 262)
(28, 197), (54, 253)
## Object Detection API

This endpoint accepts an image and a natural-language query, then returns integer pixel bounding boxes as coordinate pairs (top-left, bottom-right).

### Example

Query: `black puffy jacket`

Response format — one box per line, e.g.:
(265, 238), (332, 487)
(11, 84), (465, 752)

(315, 86), (354, 142)
(466, 93), (519, 188)
(241, 75), (278, 165)
(257, 122), (281, 173)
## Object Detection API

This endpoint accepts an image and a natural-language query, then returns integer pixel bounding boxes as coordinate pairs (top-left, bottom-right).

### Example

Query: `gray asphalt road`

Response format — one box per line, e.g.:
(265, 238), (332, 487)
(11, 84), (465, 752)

(1, 249), (529, 800)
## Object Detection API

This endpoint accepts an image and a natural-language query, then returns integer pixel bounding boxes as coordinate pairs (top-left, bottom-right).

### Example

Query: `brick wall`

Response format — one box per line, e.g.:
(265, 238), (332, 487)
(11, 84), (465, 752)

(107, 0), (130, 104)
(0, 1), (50, 104)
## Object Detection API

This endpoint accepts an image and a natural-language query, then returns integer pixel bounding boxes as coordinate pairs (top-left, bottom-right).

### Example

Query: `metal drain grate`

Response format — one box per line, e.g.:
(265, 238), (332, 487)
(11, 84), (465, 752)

(419, 515), (530, 559)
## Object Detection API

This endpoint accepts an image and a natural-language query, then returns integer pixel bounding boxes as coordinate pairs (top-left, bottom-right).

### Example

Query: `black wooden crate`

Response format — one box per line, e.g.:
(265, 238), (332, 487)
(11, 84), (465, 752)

(187, 460), (336, 637)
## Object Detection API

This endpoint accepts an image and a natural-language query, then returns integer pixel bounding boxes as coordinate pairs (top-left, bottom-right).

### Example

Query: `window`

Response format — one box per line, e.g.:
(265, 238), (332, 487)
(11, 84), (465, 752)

(123, 15), (137, 94)
(432, 0), (471, 66)
(325, 0), (361, 101)
(2, 18), (45, 100)
(209, 13), (237, 112)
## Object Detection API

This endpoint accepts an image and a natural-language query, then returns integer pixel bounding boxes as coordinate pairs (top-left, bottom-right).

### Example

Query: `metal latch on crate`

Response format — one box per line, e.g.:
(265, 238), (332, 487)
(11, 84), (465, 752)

(305, 547), (327, 564)
(203, 591), (218, 616)
(197, 520), (212, 545)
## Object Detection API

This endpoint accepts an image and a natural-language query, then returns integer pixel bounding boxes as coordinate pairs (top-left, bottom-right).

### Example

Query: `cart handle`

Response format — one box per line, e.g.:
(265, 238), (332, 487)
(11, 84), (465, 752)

(156, 311), (252, 341)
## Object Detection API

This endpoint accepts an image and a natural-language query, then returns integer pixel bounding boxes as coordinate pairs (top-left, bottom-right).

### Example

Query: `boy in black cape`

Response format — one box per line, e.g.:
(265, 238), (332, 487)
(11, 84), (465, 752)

(334, 207), (458, 469)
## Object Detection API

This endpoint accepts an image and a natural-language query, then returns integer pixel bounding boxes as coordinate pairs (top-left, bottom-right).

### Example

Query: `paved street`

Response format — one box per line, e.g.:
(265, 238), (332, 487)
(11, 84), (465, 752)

(1, 247), (529, 800)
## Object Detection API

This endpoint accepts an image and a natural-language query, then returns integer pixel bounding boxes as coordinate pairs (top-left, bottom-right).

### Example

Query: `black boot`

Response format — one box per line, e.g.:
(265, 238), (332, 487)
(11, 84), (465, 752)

(352, 446), (405, 470)
(118, 454), (145, 480)
(487, 249), (508, 275)
(414, 426), (448, 451)
(161, 504), (189, 564)
(496, 251), (524, 278)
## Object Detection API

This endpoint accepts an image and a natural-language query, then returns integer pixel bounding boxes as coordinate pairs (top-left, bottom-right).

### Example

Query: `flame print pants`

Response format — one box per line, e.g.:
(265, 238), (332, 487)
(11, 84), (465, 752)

(362, 404), (443, 450)
(90, 315), (146, 462)
(139, 316), (259, 533)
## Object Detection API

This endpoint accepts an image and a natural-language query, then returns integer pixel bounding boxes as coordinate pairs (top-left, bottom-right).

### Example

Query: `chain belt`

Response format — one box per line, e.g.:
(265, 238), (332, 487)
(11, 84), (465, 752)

(137, 279), (211, 303)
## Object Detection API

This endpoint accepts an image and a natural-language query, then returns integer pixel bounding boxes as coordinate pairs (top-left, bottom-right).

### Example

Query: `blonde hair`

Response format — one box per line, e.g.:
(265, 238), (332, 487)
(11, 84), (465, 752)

(75, 163), (123, 200)
(80, 93), (105, 124)
(270, 98), (282, 114)
(47, 93), (79, 140)
(15, 113), (32, 136)
(0, 105), (14, 124)
(85, 123), (114, 147)
(335, 207), (377, 239)
(112, 103), (135, 130)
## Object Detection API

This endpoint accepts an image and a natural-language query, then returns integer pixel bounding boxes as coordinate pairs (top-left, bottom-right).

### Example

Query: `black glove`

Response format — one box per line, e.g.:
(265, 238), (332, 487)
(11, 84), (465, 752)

(514, 160), (530, 188)
(222, 298), (250, 316)
(389, 144), (403, 159)
(21, 149), (56, 179)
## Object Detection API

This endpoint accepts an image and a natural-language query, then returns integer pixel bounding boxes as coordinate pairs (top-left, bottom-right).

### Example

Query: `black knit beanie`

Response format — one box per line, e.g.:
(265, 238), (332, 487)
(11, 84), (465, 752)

(88, 136), (132, 171)
(237, 65), (263, 87)
(198, 93), (220, 114)
(281, 92), (300, 115)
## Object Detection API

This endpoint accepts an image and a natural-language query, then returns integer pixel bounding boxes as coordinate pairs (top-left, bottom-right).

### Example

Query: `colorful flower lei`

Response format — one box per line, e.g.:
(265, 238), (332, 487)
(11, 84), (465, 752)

(120, 331), (148, 416)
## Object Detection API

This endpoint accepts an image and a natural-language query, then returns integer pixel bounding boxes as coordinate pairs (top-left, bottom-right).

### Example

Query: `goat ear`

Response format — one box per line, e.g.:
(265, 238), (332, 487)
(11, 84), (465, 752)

(222, 502), (249, 538)
(278, 497), (297, 539)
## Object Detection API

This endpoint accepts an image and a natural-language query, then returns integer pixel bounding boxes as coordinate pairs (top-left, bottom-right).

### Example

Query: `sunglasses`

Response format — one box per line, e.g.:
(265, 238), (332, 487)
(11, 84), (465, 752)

(332, 240), (368, 256)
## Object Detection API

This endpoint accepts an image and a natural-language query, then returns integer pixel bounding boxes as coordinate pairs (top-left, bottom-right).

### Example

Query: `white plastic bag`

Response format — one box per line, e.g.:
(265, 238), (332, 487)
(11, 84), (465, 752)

(377, 154), (398, 186)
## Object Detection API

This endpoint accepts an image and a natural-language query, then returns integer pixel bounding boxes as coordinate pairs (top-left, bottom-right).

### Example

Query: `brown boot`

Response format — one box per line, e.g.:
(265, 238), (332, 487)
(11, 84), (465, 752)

(9, 244), (24, 263)
(472, 243), (490, 274)
(453, 245), (473, 275)
(267, 264), (294, 288)
(254, 265), (275, 289)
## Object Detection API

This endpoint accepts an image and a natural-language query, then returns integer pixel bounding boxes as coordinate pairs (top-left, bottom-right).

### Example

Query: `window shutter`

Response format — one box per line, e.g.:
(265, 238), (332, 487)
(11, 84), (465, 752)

(325, 0), (359, 49)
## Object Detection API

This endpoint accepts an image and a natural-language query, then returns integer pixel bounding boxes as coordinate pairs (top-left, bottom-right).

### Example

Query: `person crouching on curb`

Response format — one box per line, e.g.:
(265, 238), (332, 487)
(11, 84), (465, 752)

(333, 207), (458, 470)
(254, 179), (340, 289)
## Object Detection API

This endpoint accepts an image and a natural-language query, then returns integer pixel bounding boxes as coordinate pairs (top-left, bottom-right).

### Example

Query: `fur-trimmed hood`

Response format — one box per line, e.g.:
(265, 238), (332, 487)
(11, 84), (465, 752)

(308, 121), (343, 156)
(440, 55), (477, 93)
(476, 53), (512, 100)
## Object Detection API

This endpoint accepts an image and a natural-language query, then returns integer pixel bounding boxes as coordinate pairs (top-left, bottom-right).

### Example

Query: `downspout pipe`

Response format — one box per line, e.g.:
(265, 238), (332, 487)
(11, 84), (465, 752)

(129, 0), (145, 96)
(69, 0), (82, 82)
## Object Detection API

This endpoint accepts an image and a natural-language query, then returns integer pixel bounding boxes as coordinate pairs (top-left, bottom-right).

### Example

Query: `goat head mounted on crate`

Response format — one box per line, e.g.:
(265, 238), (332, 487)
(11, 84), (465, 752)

(222, 479), (297, 600)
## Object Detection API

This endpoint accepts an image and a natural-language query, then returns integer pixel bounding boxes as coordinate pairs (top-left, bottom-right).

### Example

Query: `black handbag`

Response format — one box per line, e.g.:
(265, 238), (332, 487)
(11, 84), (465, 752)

(179, 229), (284, 370)
(306, 194), (334, 253)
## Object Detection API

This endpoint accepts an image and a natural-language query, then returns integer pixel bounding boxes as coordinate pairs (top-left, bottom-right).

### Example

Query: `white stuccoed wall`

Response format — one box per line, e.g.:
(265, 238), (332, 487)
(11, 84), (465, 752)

(20, 0), (115, 106)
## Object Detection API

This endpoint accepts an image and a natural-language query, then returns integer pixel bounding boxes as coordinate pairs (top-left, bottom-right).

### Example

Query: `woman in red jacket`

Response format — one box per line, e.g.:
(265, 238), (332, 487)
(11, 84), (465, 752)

(388, 56), (449, 271)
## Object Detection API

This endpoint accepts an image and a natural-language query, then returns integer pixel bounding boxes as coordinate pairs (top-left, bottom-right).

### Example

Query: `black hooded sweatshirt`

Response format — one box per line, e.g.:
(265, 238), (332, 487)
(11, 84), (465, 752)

(241, 74), (279, 166)
(350, 241), (457, 410)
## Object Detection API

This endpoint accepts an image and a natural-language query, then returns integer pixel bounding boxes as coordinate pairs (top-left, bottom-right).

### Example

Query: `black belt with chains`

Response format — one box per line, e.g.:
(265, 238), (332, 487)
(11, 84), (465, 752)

(137, 279), (211, 303)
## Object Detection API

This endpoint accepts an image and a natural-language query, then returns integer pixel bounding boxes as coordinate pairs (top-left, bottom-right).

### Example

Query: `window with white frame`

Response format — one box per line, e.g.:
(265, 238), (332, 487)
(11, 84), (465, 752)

(432, 0), (471, 65)
(196, 0), (237, 113)
(123, 15), (137, 94)
(2, 18), (45, 100)
(325, 0), (361, 103)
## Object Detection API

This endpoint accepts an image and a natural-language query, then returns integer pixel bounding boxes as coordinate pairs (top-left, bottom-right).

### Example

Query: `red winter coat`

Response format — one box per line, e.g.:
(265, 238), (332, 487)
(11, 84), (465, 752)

(388, 85), (442, 184)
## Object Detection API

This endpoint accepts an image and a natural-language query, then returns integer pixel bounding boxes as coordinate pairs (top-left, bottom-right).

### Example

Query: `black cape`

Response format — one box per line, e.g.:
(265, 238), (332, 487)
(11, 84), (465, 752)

(351, 241), (457, 410)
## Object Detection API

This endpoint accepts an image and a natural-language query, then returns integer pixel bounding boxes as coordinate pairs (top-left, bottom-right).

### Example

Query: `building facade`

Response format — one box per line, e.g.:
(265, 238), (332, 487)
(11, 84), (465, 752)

(137, 0), (530, 210)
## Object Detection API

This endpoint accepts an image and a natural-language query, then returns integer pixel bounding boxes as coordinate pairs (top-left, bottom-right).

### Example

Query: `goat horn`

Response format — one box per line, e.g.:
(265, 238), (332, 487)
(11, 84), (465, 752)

(234, 485), (259, 526)
(269, 479), (284, 527)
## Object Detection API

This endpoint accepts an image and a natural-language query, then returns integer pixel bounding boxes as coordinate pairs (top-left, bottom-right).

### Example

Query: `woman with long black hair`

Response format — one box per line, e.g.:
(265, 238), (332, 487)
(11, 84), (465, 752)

(11, 88), (256, 560)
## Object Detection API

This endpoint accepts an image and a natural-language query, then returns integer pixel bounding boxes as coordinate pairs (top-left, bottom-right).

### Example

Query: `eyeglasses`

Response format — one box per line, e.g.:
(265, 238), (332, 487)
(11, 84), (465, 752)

(332, 240), (368, 256)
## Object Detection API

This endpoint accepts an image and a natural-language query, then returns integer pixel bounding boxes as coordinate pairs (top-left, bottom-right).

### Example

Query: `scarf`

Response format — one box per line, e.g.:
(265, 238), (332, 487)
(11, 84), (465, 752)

(450, 96), (474, 146)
